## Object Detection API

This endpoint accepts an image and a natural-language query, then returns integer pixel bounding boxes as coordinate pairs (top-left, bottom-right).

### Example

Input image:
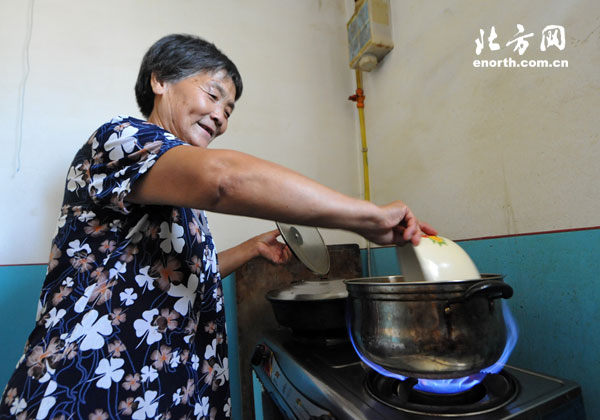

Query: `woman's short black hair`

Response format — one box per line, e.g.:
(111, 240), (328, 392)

(135, 34), (243, 118)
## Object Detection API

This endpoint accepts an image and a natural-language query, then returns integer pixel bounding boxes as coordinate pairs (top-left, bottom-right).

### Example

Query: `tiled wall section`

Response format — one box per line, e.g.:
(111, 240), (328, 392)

(362, 228), (599, 418)
(2, 228), (598, 419)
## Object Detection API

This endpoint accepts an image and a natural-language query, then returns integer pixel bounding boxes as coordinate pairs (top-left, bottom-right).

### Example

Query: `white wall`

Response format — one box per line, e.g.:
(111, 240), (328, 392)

(345, 0), (600, 239)
(0, 0), (365, 264)
(6, 0), (596, 264)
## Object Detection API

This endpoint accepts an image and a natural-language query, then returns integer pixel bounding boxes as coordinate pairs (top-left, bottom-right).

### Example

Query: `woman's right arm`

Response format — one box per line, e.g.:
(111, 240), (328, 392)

(127, 146), (435, 246)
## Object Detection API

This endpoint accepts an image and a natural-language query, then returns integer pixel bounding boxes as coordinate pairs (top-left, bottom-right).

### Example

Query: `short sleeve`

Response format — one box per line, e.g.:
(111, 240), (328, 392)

(86, 116), (188, 214)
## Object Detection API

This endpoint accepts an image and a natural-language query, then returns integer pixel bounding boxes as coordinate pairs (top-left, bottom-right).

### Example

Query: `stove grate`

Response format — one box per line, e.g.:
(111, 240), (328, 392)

(365, 369), (520, 416)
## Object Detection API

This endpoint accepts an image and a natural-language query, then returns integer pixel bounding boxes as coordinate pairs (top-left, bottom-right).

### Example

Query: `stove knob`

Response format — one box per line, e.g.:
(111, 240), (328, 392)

(250, 344), (269, 365)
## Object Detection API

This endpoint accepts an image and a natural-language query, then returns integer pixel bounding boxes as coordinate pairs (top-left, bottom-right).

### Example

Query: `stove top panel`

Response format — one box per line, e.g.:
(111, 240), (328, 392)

(251, 329), (585, 420)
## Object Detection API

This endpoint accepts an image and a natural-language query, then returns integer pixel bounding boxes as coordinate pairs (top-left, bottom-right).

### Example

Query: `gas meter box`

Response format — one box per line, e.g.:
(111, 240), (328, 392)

(347, 0), (394, 71)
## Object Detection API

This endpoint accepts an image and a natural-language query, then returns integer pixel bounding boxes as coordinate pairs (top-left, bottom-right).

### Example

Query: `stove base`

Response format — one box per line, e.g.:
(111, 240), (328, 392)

(251, 329), (585, 420)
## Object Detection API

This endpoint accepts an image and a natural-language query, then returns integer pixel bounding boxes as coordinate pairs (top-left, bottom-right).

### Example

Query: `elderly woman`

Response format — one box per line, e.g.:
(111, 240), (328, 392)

(0, 34), (434, 419)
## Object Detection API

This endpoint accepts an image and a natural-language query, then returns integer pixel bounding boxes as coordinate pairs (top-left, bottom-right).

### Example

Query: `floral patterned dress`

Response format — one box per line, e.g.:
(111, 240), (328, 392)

(0, 116), (230, 420)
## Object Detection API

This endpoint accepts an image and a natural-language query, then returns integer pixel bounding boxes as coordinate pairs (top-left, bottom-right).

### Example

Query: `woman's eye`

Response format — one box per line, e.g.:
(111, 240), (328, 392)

(202, 88), (217, 101)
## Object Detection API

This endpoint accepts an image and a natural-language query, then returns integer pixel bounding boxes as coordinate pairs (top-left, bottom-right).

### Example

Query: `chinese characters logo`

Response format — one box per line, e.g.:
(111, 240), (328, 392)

(475, 24), (566, 56)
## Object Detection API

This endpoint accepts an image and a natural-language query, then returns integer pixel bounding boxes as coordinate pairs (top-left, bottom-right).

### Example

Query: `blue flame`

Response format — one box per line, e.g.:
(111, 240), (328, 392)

(348, 300), (519, 394)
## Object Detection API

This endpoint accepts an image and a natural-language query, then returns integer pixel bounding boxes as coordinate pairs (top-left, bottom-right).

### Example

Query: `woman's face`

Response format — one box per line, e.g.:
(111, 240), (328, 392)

(148, 69), (236, 148)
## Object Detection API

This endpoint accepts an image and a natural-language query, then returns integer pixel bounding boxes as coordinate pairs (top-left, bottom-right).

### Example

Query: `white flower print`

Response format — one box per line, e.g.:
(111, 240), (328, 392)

(204, 245), (219, 274)
(35, 299), (44, 322)
(213, 287), (223, 313)
(194, 396), (210, 418)
(66, 309), (113, 351)
(172, 388), (183, 405)
(66, 239), (92, 257)
(44, 307), (66, 329)
(135, 266), (156, 291)
(109, 261), (127, 279)
(113, 178), (131, 196)
(94, 357), (125, 389)
(214, 357), (229, 386)
(138, 155), (157, 174)
(125, 213), (149, 243)
(159, 222), (185, 254)
(224, 397), (231, 418)
(66, 164), (86, 192)
(54, 212), (67, 237)
(74, 283), (97, 313)
(62, 277), (74, 287)
(90, 173), (106, 195)
(132, 389), (159, 420)
(194, 209), (211, 235)
(140, 365), (158, 383)
(77, 210), (96, 223)
(38, 360), (56, 385)
(120, 288), (138, 306)
(191, 354), (200, 370)
(10, 397), (26, 415)
(169, 350), (180, 369)
(105, 126), (139, 161)
(134, 309), (161, 346)
(205, 339), (217, 360)
(110, 219), (122, 232)
(114, 167), (129, 179)
(35, 379), (57, 419)
(167, 274), (198, 316)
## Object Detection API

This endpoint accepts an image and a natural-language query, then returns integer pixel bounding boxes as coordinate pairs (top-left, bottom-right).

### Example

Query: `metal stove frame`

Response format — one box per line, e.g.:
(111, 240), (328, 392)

(251, 329), (585, 420)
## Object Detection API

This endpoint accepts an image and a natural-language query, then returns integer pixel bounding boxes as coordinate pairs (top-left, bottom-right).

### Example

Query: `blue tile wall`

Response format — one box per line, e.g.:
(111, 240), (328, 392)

(0, 264), (46, 390)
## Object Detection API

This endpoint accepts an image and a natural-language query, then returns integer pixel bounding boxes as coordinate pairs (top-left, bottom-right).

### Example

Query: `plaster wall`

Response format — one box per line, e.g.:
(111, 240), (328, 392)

(343, 0), (600, 238)
(0, 0), (363, 265)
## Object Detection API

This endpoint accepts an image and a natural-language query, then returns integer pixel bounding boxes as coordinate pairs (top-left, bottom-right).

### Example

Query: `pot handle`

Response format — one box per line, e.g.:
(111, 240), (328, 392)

(463, 280), (513, 301)
(447, 280), (513, 306)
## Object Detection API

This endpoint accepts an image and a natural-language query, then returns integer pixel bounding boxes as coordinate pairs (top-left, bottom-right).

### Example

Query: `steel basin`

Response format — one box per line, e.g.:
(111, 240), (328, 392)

(344, 274), (513, 379)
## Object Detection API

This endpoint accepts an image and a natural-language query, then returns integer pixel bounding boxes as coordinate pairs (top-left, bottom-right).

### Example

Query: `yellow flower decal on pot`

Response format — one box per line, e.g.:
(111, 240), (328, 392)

(426, 235), (447, 246)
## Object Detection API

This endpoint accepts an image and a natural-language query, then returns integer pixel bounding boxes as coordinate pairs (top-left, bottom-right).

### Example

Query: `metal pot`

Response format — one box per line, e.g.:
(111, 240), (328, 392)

(266, 279), (347, 334)
(344, 274), (513, 379)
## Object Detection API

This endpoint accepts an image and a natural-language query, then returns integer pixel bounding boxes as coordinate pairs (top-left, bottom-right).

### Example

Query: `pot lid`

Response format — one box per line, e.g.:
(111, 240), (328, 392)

(267, 279), (347, 301)
(276, 222), (330, 275)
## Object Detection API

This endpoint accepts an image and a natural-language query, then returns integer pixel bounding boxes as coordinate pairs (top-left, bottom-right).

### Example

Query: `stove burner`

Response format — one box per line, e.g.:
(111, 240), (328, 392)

(366, 369), (520, 416)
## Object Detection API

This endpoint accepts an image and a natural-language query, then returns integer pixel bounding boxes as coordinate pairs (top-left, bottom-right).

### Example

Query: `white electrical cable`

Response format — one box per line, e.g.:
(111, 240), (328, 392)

(14, 0), (35, 176)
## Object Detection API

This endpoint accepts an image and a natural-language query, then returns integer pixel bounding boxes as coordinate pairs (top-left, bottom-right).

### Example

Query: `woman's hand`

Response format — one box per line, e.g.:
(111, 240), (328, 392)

(217, 229), (292, 278)
(254, 229), (293, 264)
(356, 201), (437, 246)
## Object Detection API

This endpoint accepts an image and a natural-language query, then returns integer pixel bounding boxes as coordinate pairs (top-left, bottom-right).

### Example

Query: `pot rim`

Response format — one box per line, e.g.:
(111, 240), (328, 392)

(266, 279), (348, 301)
(344, 273), (503, 286)
(344, 274), (507, 297)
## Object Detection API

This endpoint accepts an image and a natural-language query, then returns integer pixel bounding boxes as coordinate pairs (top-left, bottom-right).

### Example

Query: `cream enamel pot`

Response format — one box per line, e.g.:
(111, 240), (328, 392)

(344, 274), (513, 379)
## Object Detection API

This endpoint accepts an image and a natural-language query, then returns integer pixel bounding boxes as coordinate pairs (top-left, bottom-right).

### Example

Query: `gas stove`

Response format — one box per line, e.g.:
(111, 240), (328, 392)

(251, 329), (585, 420)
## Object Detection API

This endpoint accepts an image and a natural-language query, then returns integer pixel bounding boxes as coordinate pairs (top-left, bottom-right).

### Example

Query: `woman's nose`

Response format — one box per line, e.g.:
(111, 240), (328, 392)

(210, 107), (225, 127)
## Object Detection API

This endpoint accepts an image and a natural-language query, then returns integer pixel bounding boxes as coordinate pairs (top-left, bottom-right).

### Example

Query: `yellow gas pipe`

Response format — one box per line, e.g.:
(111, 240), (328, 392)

(349, 70), (372, 275)
(349, 70), (370, 201)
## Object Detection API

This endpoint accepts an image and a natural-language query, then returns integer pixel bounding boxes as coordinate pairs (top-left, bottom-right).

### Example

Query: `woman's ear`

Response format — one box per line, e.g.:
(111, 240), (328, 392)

(150, 72), (167, 95)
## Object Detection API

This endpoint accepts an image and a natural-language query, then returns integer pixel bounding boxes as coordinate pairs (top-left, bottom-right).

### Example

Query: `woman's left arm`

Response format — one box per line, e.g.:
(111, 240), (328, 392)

(218, 229), (292, 278)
